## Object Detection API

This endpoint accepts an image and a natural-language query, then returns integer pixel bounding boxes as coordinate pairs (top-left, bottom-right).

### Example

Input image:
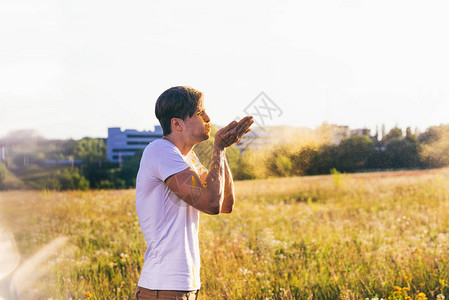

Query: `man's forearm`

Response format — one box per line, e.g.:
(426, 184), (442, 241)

(202, 145), (226, 212)
(221, 158), (235, 213)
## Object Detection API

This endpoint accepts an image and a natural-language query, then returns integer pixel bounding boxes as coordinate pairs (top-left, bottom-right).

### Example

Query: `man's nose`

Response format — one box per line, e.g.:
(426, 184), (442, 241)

(203, 112), (210, 122)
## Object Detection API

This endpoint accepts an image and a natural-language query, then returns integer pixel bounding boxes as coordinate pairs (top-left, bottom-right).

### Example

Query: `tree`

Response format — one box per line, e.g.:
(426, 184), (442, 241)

(55, 168), (89, 190)
(231, 150), (257, 180)
(419, 126), (440, 144)
(74, 138), (106, 163)
(336, 135), (375, 172)
(383, 127), (403, 144)
(405, 126), (417, 143)
(265, 147), (293, 177)
(290, 146), (319, 175)
(315, 144), (339, 174)
(117, 149), (144, 188)
(385, 139), (420, 168)
(419, 125), (449, 168)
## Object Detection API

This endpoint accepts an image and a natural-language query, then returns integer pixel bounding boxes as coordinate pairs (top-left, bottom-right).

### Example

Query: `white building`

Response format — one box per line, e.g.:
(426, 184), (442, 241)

(350, 128), (371, 137)
(236, 128), (273, 152)
(107, 127), (163, 163)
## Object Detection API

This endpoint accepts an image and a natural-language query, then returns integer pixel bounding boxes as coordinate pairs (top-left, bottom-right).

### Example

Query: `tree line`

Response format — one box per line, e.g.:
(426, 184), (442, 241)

(231, 124), (449, 180)
(1, 124), (448, 190)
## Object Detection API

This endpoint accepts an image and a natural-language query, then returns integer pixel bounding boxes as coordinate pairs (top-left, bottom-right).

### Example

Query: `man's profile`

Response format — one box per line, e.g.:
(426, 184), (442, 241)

(134, 86), (253, 299)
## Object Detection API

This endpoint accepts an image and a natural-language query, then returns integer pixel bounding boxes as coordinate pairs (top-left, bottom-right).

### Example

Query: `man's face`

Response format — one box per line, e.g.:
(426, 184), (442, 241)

(183, 106), (211, 144)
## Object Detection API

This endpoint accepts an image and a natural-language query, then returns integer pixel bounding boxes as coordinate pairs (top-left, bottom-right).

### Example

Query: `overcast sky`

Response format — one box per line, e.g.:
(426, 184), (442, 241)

(1, 0), (448, 139)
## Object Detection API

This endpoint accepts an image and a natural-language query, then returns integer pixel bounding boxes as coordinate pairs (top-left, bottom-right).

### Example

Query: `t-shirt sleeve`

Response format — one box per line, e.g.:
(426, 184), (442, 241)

(149, 142), (190, 182)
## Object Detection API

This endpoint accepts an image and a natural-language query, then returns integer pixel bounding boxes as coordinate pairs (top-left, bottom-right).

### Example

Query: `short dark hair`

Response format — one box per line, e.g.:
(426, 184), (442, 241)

(155, 86), (204, 136)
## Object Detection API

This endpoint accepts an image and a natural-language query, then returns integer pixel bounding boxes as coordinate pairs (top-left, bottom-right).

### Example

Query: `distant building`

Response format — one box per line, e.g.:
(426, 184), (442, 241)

(318, 123), (373, 145)
(236, 128), (273, 152)
(317, 123), (350, 145)
(350, 128), (371, 137)
(107, 127), (163, 163)
(331, 125), (350, 145)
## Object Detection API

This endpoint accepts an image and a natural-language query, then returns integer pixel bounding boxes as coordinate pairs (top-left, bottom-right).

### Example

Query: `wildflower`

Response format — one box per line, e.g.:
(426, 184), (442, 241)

(120, 253), (129, 262)
(238, 268), (252, 276)
(410, 247), (422, 254)
(415, 292), (428, 300)
(393, 286), (405, 292)
(437, 294), (445, 300)
(84, 291), (93, 298)
(440, 279), (446, 286)
(243, 249), (255, 255)
(389, 286), (411, 300)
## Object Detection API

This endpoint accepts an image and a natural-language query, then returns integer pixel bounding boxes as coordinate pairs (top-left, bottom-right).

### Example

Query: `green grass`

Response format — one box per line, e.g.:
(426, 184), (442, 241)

(1, 169), (449, 299)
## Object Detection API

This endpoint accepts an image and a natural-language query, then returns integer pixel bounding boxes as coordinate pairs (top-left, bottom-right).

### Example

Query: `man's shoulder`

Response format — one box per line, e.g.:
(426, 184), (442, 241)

(142, 139), (182, 163)
(140, 139), (189, 182)
(145, 139), (175, 153)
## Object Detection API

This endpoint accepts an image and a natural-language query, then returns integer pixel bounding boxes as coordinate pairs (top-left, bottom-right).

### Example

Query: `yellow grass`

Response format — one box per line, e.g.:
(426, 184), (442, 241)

(1, 168), (449, 299)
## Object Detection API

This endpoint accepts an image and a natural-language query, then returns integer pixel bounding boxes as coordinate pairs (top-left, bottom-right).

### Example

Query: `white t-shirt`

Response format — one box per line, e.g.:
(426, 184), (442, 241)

(135, 139), (206, 291)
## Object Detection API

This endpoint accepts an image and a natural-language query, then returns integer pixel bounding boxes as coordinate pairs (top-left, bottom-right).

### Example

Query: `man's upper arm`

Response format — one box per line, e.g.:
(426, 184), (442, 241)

(165, 168), (219, 215)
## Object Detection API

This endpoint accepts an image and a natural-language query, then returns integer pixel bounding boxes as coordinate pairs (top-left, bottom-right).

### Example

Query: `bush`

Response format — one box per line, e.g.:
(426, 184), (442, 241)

(419, 125), (449, 168)
(0, 162), (24, 190)
(55, 169), (89, 190)
(266, 147), (293, 177)
(290, 146), (320, 175)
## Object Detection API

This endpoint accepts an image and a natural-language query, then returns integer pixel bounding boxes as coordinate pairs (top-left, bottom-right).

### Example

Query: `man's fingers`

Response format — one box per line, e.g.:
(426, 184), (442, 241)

(236, 119), (254, 137)
(216, 116), (254, 148)
(235, 129), (250, 143)
(238, 116), (253, 123)
(225, 118), (253, 140)
(222, 123), (252, 145)
(233, 117), (253, 133)
(226, 116), (252, 132)
(224, 120), (238, 132)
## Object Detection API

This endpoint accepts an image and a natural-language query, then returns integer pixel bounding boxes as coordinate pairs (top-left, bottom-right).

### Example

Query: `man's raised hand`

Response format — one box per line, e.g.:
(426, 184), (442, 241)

(214, 116), (254, 150)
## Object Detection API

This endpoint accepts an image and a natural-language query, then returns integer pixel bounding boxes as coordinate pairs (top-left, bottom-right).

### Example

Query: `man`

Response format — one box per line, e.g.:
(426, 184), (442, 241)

(135, 86), (253, 299)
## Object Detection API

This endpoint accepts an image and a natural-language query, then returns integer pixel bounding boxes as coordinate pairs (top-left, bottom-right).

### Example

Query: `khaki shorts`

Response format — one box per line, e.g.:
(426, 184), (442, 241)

(134, 286), (200, 300)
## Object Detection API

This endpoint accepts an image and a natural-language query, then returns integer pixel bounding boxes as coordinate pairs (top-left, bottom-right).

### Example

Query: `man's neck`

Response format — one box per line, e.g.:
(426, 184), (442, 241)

(162, 135), (193, 156)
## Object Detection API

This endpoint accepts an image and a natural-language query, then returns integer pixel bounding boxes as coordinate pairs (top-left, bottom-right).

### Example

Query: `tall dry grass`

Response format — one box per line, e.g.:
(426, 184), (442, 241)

(1, 168), (449, 299)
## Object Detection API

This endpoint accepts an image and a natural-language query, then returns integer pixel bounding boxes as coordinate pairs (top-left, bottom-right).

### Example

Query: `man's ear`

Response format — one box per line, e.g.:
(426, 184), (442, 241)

(171, 118), (184, 132)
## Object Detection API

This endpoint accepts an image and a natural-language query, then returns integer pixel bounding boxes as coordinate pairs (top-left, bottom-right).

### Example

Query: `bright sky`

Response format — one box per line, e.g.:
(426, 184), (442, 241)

(1, 0), (448, 139)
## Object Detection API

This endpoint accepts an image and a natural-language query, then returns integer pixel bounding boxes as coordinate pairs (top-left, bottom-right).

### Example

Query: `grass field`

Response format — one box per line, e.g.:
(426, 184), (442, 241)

(1, 168), (449, 299)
